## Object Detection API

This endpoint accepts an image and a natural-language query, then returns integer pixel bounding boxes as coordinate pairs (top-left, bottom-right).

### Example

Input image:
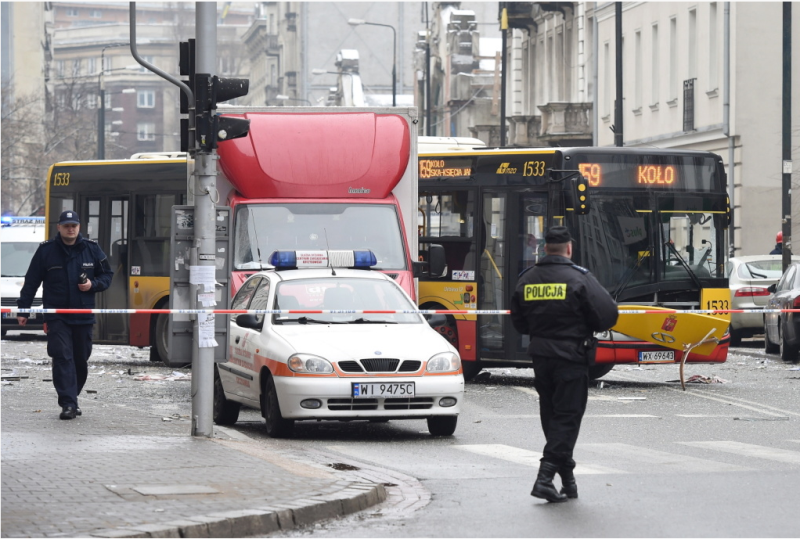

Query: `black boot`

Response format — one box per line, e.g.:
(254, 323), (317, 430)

(531, 461), (568, 503)
(559, 466), (578, 499)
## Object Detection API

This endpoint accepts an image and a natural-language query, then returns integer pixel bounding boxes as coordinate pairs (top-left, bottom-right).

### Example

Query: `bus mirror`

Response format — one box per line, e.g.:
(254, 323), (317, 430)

(428, 244), (447, 277)
(571, 176), (590, 215)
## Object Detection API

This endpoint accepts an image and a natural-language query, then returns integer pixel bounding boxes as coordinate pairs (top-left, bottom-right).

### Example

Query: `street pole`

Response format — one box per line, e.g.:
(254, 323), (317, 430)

(192, 1), (217, 437)
(782, 2), (792, 271)
(500, 4), (507, 146)
(98, 77), (105, 159)
(614, 2), (624, 147)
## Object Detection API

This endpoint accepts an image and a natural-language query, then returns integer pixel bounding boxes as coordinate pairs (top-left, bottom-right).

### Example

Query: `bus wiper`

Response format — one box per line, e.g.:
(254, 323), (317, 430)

(349, 318), (398, 324)
(613, 250), (649, 301)
(664, 240), (703, 291)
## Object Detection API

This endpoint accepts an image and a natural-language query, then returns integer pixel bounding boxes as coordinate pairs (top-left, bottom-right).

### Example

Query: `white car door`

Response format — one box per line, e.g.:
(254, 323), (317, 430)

(224, 276), (262, 401)
(239, 277), (272, 403)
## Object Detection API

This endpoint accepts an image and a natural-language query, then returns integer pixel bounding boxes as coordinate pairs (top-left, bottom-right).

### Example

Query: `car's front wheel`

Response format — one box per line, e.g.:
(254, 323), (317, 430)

(779, 323), (799, 362)
(262, 374), (294, 438)
(764, 319), (779, 354)
(213, 370), (240, 425)
(427, 415), (457, 436)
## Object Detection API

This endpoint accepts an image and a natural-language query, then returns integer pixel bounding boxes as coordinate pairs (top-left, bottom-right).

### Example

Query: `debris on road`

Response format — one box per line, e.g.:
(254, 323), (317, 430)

(618, 396), (646, 400)
(134, 372), (191, 382)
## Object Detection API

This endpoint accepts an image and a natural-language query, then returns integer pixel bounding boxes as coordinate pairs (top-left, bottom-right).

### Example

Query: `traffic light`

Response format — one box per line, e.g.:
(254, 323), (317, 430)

(571, 175), (591, 215)
(179, 40), (196, 152)
(195, 74), (250, 152)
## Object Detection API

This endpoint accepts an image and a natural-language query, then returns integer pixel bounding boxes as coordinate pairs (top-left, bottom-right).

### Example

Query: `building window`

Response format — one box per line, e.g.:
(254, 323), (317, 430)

(669, 17), (678, 102)
(708, 3), (718, 91)
(105, 94), (112, 110)
(137, 122), (156, 141)
(634, 30), (642, 111)
(90, 9), (102, 18)
(66, 7), (78, 17)
(688, 9), (697, 79)
(651, 24), (659, 105)
(603, 42), (610, 117)
(683, 78), (696, 132)
(87, 94), (98, 109)
(56, 93), (66, 108)
(72, 59), (81, 77)
(102, 56), (111, 73)
(88, 57), (97, 75)
(56, 60), (64, 78)
(137, 90), (155, 108)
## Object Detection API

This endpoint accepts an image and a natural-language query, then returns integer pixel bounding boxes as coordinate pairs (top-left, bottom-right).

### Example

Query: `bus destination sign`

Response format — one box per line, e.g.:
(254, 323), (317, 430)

(419, 157), (473, 179)
(578, 163), (679, 188)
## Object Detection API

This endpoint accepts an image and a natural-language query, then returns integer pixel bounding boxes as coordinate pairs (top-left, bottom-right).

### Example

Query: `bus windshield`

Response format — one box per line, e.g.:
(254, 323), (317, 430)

(578, 193), (728, 297)
(234, 203), (407, 271)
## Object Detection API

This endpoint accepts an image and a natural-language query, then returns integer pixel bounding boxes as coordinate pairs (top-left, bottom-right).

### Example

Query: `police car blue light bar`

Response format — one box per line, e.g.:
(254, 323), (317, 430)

(1, 216), (45, 227)
(268, 250), (377, 269)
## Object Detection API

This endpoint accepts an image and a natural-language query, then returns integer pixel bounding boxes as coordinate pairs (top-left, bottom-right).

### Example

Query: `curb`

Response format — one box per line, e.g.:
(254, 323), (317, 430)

(89, 482), (387, 538)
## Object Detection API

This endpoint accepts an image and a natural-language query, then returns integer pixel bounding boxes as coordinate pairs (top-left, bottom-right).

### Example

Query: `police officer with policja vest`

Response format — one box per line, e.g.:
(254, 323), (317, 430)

(510, 226), (619, 503)
(17, 211), (114, 420)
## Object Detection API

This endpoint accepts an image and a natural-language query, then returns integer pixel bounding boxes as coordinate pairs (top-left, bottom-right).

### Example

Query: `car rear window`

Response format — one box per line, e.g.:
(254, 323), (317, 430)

(737, 260), (784, 280)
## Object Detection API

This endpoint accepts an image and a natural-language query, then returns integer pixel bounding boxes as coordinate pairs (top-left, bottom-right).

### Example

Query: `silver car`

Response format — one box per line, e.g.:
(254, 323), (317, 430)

(726, 255), (800, 345)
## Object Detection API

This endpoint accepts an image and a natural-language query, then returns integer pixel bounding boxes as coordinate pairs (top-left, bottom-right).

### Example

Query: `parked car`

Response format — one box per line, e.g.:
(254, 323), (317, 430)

(726, 255), (799, 345)
(764, 261), (800, 362)
(214, 250), (465, 438)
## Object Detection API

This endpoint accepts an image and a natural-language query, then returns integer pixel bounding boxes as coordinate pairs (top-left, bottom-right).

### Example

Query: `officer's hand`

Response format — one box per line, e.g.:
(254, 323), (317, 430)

(17, 316), (27, 326)
(78, 279), (92, 292)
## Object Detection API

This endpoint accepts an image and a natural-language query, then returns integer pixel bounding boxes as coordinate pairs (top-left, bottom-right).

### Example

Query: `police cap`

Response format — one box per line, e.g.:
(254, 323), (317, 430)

(58, 211), (80, 225)
(545, 226), (572, 244)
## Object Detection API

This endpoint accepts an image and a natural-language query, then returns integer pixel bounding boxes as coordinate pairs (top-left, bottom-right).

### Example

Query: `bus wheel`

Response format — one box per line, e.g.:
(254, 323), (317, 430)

(152, 312), (170, 364)
(432, 315), (459, 348)
(589, 364), (614, 380)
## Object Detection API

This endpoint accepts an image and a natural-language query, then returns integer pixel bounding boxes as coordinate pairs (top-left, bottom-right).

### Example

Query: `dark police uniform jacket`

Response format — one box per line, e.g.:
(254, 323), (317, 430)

(17, 234), (114, 325)
(510, 254), (619, 365)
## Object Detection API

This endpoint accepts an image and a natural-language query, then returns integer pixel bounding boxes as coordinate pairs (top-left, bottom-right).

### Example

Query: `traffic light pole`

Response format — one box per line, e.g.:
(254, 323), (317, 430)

(192, 2), (218, 438)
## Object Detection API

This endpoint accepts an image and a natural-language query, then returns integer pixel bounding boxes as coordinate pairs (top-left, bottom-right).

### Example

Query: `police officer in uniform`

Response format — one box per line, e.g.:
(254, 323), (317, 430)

(17, 211), (114, 420)
(510, 226), (618, 502)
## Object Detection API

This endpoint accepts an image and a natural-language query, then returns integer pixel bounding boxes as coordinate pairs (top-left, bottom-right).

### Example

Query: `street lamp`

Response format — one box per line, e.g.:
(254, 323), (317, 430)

(348, 18), (396, 107)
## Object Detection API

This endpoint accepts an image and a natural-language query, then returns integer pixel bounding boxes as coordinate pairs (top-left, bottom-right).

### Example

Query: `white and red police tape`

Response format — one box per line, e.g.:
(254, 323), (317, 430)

(3, 308), (800, 315)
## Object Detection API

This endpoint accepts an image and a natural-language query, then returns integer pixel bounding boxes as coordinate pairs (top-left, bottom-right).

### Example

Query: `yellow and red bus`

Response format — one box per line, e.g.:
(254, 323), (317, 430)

(45, 154), (188, 361)
(416, 143), (732, 380)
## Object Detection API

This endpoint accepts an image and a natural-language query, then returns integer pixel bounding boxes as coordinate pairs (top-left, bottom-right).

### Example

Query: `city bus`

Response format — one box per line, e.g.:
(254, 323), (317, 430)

(416, 144), (732, 380)
(45, 154), (188, 361)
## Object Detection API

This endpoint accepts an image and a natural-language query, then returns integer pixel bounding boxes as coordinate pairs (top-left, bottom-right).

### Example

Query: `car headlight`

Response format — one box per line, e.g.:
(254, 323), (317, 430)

(594, 331), (611, 341)
(287, 353), (334, 374)
(426, 351), (461, 373)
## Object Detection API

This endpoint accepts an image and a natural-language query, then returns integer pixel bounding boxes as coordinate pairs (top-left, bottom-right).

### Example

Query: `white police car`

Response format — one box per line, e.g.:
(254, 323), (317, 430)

(1, 216), (46, 336)
(214, 250), (464, 437)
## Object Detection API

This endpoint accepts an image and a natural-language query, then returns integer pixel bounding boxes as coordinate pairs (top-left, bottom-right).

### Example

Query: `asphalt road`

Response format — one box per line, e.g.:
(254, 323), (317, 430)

(2, 333), (799, 537)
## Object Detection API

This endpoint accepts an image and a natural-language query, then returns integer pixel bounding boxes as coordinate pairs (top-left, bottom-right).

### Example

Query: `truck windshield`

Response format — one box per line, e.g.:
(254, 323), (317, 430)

(234, 204), (407, 271)
(1, 242), (38, 277)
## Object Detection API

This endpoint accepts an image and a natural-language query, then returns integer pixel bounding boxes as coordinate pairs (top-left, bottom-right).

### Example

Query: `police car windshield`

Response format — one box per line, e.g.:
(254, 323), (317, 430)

(273, 277), (421, 325)
(1, 242), (39, 277)
(234, 204), (407, 271)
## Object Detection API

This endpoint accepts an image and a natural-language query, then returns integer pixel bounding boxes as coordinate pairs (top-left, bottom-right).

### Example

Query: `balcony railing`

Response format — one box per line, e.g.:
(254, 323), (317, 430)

(537, 102), (592, 141)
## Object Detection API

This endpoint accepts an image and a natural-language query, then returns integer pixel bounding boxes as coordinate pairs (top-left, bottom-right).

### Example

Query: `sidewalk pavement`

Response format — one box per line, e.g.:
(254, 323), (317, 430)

(1, 372), (386, 538)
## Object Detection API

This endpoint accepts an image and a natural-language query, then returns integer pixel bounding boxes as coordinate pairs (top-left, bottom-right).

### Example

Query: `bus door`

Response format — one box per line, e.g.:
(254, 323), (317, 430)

(478, 190), (547, 362)
(83, 197), (129, 343)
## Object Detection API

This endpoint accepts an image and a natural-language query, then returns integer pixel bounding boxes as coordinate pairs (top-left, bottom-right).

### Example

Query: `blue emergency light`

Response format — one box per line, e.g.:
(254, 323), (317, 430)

(268, 250), (377, 270)
(1, 216), (44, 227)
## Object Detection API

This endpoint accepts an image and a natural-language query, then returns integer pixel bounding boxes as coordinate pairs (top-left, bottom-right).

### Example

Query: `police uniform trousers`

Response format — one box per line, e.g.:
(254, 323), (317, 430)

(46, 319), (93, 409)
(532, 355), (589, 468)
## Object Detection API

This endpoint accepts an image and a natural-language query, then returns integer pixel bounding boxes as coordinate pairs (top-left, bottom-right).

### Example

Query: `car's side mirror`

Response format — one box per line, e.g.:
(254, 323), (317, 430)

(236, 313), (263, 330)
(768, 283), (777, 294)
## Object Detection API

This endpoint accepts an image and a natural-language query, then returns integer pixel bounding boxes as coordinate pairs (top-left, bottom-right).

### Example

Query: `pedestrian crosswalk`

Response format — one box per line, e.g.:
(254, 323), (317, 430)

(327, 439), (800, 479)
